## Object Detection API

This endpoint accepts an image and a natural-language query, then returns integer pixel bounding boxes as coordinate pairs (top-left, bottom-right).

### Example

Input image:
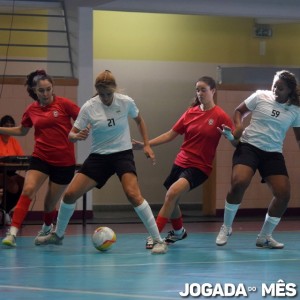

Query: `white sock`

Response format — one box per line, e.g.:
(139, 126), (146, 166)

(9, 226), (18, 236)
(259, 213), (280, 237)
(55, 201), (76, 238)
(174, 228), (184, 235)
(224, 200), (240, 228)
(42, 224), (52, 233)
(134, 199), (163, 242)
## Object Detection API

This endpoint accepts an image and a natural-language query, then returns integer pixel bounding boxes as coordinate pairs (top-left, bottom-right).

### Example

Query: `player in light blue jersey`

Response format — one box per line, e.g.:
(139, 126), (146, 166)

(35, 70), (167, 254)
(216, 70), (300, 249)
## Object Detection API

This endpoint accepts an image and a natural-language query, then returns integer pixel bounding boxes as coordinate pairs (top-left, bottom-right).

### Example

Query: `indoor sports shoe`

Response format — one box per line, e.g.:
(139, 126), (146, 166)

(35, 232), (64, 246)
(164, 228), (187, 244)
(34, 224), (54, 245)
(151, 240), (168, 254)
(216, 224), (232, 246)
(2, 233), (16, 247)
(145, 236), (154, 249)
(256, 235), (284, 249)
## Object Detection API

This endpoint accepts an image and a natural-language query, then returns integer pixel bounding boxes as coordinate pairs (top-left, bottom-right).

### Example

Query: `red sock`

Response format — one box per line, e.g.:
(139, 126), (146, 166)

(11, 195), (31, 229)
(156, 215), (169, 233)
(171, 215), (183, 231)
(43, 209), (57, 226)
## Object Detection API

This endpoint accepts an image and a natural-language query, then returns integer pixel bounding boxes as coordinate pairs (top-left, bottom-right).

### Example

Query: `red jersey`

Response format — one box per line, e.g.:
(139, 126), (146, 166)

(21, 96), (80, 166)
(173, 105), (234, 175)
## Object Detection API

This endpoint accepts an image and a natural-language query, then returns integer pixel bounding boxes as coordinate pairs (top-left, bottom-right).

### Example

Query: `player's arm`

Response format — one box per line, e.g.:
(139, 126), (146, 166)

(132, 129), (178, 150)
(69, 125), (90, 143)
(232, 101), (251, 139)
(149, 129), (178, 147)
(0, 125), (29, 136)
(133, 113), (155, 163)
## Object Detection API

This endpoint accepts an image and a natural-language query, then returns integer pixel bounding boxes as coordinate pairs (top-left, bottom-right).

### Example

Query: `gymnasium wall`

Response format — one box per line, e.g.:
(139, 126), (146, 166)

(0, 10), (48, 57)
(92, 11), (300, 211)
(0, 10), (48, 75)
(93, 12), (300, 65)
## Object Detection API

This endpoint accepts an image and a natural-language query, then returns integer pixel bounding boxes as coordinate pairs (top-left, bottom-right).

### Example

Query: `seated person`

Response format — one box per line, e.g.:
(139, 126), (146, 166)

(0, 115), (25, 224)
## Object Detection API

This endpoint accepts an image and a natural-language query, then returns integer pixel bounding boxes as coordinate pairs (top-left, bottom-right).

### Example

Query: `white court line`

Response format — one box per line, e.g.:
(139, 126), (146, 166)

(0, 285), (175, 300)
(0, 258), (299, 270)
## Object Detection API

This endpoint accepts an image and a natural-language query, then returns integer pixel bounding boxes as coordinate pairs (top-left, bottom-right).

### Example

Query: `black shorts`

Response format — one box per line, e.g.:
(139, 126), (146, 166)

(78, 150), (137, 189)
(164, 164), (208, 191)
(29, 156), (75, 185)
(232, 143), (288, 181)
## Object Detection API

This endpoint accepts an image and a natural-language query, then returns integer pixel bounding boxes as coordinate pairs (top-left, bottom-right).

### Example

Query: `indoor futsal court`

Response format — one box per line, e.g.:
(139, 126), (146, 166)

(0, 218), (299, 300)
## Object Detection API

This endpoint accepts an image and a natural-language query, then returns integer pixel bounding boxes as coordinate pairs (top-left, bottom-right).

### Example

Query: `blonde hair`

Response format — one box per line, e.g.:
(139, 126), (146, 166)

(95, 70), (117, 90)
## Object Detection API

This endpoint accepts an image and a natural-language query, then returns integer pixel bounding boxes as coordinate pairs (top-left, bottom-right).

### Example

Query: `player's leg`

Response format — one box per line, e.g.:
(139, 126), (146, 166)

(34, 181), (67, 243)
(35, 164), (76, 242)
(157, 178), (189, 244)
(165, 167), (208, 244)
(216, 164), (254, 246)
(216, 144), (258, 246)
(2, 170), (48, 247)
(121, 172), (167, 254)
(35, 172), (97, 245)
(256, 174), (290, 249)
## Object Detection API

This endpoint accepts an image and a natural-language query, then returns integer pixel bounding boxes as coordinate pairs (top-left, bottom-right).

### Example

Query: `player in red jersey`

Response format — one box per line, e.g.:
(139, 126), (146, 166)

(1, 70), (80, 247)
(134, 76), (235, 249)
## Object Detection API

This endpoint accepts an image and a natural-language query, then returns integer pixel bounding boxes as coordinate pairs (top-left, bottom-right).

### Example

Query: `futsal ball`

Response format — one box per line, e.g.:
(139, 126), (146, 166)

(92, 226), (116, 251)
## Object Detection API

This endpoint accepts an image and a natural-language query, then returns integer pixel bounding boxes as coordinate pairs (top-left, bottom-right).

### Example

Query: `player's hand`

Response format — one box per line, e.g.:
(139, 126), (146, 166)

(76, 127), (90, 140)
(217, 124), (235, 141)
(143, 145), (156, 165)
(132, 139), (144, 150)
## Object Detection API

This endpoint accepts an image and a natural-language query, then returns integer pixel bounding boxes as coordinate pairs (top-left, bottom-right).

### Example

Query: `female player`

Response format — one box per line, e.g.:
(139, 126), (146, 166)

(35, 70), (168, 254)
(1, 70), (80, 247)
(134, 76), (234, 249)
(216, 70), (300, 249)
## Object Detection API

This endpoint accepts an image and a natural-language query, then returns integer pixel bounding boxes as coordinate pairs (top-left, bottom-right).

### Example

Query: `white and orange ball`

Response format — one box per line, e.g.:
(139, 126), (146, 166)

(92, 226), (116, 251)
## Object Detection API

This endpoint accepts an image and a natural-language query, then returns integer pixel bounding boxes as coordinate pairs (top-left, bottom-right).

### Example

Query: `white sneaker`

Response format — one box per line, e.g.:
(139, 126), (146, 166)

(2, 233), (16, 247)
(34, 224), (54, 245)
(151, 240), (168, 254)
(256, 235), (284, 249)
(216, 224), (232, 246)
(145, 236), (154, 249)
(35, 232), (64, 246)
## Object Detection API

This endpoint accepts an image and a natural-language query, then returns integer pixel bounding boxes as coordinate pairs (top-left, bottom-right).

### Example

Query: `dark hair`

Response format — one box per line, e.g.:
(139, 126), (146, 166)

(190, 76), (217, 107)
(25, 70), (54, 101)
(275, 70), (300, 106)
(0, 115), (15, 127)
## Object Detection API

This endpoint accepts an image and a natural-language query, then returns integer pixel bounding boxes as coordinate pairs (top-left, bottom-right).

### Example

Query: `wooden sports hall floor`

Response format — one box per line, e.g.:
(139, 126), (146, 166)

(0, 217), (299, 300)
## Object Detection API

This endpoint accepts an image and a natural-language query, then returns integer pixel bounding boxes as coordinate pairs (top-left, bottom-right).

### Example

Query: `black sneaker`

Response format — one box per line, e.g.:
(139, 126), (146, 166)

(164, 228), (187, 244)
